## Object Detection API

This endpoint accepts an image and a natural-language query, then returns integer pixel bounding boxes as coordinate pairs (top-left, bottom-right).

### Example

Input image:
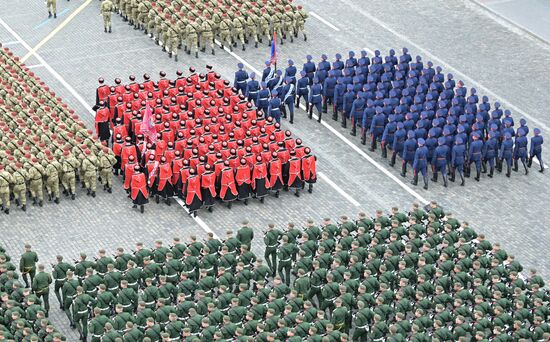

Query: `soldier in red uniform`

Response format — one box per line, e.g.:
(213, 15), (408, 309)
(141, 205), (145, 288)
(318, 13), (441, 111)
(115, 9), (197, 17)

(235, 158), (252, 205)
(252, 156), (270, 203)
(112, 134), (123, 176)
(200, 164), (217, 212)
(301, 147), (317, 193)
(123, 155), (137, 194)
(171, 151), (183, 197)
(130, 165), (148, 214)
(185, 168), (202, 217)
(287, 150), (303, 197)
(219, 161), (238, 208)
(268, 152), (284, 198)
(145, 154), (159, 202)
(121, 136), (137, 172)
(157, 156), (173, 205)
(96, 77), (110, 105)
(95, 101), (111, 142)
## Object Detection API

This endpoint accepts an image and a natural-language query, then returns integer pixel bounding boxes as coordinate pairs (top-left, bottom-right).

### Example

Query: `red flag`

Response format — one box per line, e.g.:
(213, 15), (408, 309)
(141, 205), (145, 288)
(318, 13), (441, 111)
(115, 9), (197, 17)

(141, 103), (157, 144)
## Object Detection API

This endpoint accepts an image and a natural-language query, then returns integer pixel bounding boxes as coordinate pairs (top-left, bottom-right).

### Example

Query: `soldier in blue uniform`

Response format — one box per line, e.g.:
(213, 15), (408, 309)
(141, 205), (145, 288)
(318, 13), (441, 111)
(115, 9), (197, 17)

(303, 55), (316, 85)
(468, 132), (484, 181)
(257, 82), (271, 115)
(267, 70), (283, 91)
(390, 122), (406, 167)
(499, 132), (514, 177)
(483, 130), (498, 178)
(528, 128), (544, 172)
(451, 137), (466, 186)
(513, 129), (529, 174)
(285, 60), (297, 85)
(262, 61), (273, 82)
(380, 114), (397, 158)
(323, 71), (337, 115)
(412, 138), (429, 189)
(332, 53), (344, 71)
(432, 137), (449, 187)
(233, 63), (248, 95)
(245, 72), (259, 105)
(369, 106), (386, 152)
(295, 71), (309, 112)
(332, 78), (345, 122)
(267, 90), (282, 123)
(280, 77), (296, 124)
(361, 100), (376, 146)
(342, 84), (355, 128)
(401, 131), (417, 177)
(307, 77), (323, 123)
(349, 93), (365, 136)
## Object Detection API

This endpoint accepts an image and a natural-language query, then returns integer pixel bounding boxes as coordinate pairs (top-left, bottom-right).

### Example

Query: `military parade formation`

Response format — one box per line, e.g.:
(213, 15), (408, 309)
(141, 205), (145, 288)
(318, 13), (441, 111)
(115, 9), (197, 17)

(95, 68), (317, 215)
(2, 0), (549, 340)
(2, 205), (549, 341)
(0, 45), (116, 215)
(231, 49), (545, 189)
(97, 0), (308, 61)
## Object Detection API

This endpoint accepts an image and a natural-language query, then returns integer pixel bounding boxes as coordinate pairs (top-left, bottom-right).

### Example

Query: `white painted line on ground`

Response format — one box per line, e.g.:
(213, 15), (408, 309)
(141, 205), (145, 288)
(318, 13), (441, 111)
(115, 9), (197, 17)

(310, 11), (340, 31)
(341, 0), (550, 133)
(174, 198), (220, 239)
(22, 0), (93, 62)
(318, 172), (360, 206)
(0, 18), (96, 117)
(218, 42), (430, 205)
(2, 40), (21, 46)
(27, 64), (44, 69)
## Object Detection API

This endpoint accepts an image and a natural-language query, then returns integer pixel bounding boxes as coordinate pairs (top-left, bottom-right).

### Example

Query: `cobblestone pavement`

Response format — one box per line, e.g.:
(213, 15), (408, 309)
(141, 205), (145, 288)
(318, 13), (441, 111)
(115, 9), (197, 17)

(1, 0), (549, 339)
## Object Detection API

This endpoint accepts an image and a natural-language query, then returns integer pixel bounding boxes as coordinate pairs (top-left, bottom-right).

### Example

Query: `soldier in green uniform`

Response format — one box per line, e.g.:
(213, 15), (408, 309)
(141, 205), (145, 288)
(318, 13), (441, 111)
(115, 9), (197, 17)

(232, 11), (246, 51)
(0, 164), (13, 214)
(61, 150), (78, 200)
(123, 321), (143, 341)
(73, 286), (95, 341)
(81, 149), (97, 197)
(166, 20), (180, 62)
(98, 146), (116, 192)
(44, 154), (61, 203)
(52, 255), (73, 309)
(219, 13), (233, 51)
(95, 284), (116, 316)
(263, 223), (281, 276)
(32, 264), (52, 316)
(19, 244), (38, 288)
(277, 235), (296, 286)
(88, 307), (109, 342)
(12, 163), (28, 210)
(185, 17), (200, 58)
(200, 12), (216, 55)
(101, 0), (114, 33)
(46, 0), (57, 18)
(28, 158), (45, 206)
(293, 5), (308, 41)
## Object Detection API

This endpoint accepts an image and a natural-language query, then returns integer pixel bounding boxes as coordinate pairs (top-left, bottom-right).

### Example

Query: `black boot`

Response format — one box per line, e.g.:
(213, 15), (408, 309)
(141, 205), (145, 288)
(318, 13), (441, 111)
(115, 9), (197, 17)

(22, 204), (27, 211)
(513, 160), (518, 172)
(369, 137), (377, 152)
(482, 161), (487, 173)
(400, 163), (407, 178)
(317, 112), (322, 123)
(255, 42), (258, 48)
(48, 11), (52, 18)
(140, 205), (144, 213)
(450, 170), (455, 182)
(227, 202), (232, 209)
(174, 54), (178, 62)
(528, 156), (533, 168)
(410, 174), (418, 185)
(475, 170), (480, 181)
(350, 123), (356, 136)
(294, 189), (300, 197)
(488, 167), (494, 178)
(308, 184), (313, 193)
(523, 161), (528, 175)
(459, 173), (465, 186)
(332, 109), (338, 121)
(381, 145), (387, 158)
(431, 172), (438, 183)
(308, 107), (313, 120)
(361, 132), (366, 145)
(389, 153), (396, 167)
(341, 116), (346, 128)
(506, 164), (511, 177)
(104, 27), (107, 33)
(423, 178), (428, 190)
(443, 175), (448, 187)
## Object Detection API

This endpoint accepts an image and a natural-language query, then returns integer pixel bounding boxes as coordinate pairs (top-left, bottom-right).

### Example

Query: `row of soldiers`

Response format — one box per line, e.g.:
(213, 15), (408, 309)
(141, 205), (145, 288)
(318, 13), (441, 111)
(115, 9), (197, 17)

(7, 203), (550, 341)
(99, 0), (308, 60)
(0, 44), (117, 214)
(0, 244), (66, 341)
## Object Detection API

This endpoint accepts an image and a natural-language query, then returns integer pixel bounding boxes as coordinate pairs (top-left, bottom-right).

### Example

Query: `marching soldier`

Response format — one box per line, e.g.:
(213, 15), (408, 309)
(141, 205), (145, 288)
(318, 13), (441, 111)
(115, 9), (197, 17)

(101, 0), (114, 33)
(52, 255), (74, 309)
(20, 244), (38, 288)
(32, 264), (52, 316)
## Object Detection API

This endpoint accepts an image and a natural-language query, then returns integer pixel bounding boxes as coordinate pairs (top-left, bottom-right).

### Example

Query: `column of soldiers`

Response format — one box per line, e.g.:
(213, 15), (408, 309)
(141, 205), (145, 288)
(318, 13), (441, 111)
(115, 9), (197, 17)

(101, 0), (308, 60)
(0, 244), (66, 341)
(0, 44), (116, 215)
(96, 69), (317, 215)
(16, 203), (547, 341)
(286, 49), (544, 188)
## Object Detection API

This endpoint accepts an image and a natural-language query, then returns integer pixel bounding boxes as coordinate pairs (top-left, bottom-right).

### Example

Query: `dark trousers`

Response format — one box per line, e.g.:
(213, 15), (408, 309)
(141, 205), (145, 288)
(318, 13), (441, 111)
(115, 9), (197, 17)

(277, 261), (291, 286)
(264, 249), (277, 276)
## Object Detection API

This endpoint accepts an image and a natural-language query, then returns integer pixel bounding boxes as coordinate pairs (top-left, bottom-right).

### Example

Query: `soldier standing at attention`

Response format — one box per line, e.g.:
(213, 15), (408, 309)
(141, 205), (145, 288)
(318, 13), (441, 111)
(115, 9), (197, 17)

(101, 0), (114, 33)
(32, 264), (52, 317)
(0, 164), (13, 214)
(20, 244), (38, 288)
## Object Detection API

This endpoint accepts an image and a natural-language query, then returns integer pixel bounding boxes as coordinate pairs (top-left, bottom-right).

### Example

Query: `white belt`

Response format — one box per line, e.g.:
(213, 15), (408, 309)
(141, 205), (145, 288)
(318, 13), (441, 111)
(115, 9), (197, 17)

(108, 286), (119, 291)
(121, 303), (132, 308)
(77, 309), (88, 314)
